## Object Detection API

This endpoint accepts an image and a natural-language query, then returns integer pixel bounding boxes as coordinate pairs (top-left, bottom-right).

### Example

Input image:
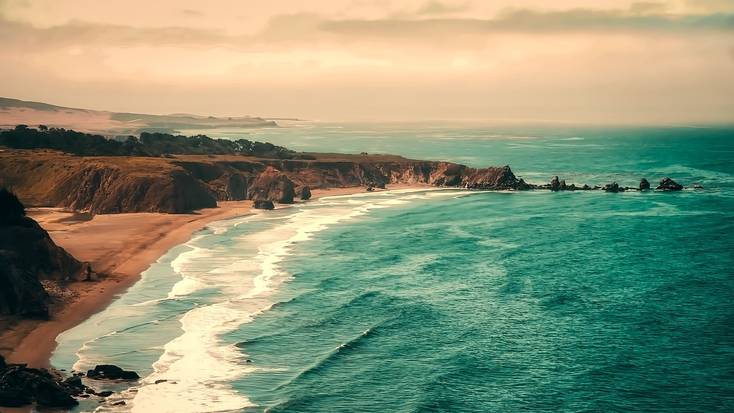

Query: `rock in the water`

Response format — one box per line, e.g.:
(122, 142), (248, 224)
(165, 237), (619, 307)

(96, 390), (113, 397)
(85, 365), (139, 381)
(657, 177), (683, 191)
(461, 165), (525, 190)
(253, 199), (275, 210)
(119, 371), (140, 380)
(516, 179), (531, 190)
(63, 376), (85, 394)
(603, 182), (621, 193)
(639, 178), (651, 190)
(298, 186), (312, 200)
(550, 176), (561, 191)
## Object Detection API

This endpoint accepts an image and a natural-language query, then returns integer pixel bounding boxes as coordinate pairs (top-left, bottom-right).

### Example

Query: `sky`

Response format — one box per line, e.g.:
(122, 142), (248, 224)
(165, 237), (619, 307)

(1, 0), (733, 123)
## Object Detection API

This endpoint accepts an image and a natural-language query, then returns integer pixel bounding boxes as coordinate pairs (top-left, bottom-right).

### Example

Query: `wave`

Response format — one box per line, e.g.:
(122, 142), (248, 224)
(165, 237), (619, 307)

(274, 319), (388, 391)
(122, 190), (433, 412)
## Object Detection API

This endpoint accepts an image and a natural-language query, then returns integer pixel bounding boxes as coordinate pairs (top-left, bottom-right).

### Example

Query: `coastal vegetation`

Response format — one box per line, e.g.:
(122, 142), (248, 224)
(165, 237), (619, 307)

(0, 125), (295, 158)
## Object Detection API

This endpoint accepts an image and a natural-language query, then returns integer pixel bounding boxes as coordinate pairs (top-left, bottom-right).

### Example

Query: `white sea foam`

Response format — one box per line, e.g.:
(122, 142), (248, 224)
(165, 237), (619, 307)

(123, 191), (431, 412)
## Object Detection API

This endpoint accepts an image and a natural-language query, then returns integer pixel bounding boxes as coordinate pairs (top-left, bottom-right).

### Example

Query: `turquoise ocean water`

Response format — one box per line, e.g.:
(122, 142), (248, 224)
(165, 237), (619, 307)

(52, 123), (734, 412)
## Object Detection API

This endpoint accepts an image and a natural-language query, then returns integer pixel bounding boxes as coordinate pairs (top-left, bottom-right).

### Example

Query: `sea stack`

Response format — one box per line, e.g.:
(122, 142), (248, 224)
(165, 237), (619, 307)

(639, 178), (651, 190)
(657, 177), (683, 191)
(550, 176), (561, 191)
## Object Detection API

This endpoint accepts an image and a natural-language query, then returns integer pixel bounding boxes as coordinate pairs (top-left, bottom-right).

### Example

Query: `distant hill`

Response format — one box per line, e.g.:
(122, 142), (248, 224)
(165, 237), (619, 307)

(0, 97), (278, 136)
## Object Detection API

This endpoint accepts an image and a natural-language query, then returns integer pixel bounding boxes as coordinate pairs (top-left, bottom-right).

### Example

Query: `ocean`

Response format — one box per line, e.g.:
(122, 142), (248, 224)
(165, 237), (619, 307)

(51, 123), (734, 412)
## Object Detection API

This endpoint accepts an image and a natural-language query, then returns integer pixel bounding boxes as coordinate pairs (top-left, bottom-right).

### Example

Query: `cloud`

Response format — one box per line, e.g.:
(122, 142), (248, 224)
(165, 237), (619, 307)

(685, 0), (734, 13)
(0, 16), (232, 49)
(321, 8), (734, 39)
(1, 3), (733, 53)
(414, 1), (468, 16)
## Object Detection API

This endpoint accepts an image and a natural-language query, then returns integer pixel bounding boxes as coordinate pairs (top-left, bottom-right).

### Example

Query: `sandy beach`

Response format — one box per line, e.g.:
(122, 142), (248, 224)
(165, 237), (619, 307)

(0, 185), (401, 369)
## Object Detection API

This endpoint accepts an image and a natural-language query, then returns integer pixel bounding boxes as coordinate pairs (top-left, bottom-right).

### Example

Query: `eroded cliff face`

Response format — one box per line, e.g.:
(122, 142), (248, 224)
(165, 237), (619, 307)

(0, 150), (527, 214)
(0, 190), (81, 317)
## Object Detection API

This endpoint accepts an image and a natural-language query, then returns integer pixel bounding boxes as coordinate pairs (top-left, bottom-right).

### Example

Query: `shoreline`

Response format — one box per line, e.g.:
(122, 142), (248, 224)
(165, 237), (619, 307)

(0, 185), (420, 369)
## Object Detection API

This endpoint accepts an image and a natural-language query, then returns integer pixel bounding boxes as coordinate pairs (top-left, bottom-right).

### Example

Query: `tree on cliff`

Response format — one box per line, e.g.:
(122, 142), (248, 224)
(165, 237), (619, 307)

(0, 126), (296, 158)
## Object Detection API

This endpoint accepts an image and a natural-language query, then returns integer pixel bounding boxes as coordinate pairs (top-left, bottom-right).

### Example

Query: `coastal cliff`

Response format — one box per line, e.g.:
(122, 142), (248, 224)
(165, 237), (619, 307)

(0, 190), (82, 318)
(0, 150), (524, 214)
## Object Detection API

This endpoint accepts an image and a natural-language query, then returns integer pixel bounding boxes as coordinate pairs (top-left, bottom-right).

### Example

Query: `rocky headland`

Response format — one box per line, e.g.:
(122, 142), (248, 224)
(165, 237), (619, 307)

(0, 126), (696, 216)
(0, 189), (82, 319)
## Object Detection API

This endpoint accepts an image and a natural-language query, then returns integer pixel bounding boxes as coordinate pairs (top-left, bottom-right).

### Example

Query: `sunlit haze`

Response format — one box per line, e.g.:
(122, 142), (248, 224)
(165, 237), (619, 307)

(1, 0), (733, 123)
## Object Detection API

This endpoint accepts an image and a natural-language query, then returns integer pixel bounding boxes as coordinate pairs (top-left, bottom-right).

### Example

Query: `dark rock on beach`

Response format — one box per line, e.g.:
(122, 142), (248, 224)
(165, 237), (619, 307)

(253, 199), (275, 210)
(298, 185), (312, 200)
(0, 355), (82, 408)
(657, 177), (683, 191)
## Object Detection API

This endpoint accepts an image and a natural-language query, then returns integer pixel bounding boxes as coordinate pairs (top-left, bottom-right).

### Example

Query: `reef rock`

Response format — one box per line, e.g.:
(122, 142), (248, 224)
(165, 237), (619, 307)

(657, 177), (683, 191)
(639, 178), (651, 190)
(461, 166), (525, 190)
(603, 182), (622, 193)
(550, 176), (561, 192)
(85, 365), (139, 381)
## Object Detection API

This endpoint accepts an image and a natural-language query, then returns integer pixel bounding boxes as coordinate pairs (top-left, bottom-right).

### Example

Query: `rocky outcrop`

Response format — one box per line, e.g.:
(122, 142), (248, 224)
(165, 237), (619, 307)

(0, 189), (81, 317)
(640, 178), (651, 190)
(0, 149), (695, 216)
(603, 182), (623, 193)
(0, 154), (217, 214)
(657, 177), (683, 191)
(248, 167), (296, 204)
(0, 253), (49, 318)
(253, 200), (275, 210)
(57, 166), (217, 214)
(0, 357), (134, 408)
(461, 165), (525, 190)
(0, 355), (79, 408)
(86, 364), (139, 381)
(550, 176), (561, 191)
(549, 176), (579, 191)
(298, 186), (312, 200)
(209, 173), (250, 201)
